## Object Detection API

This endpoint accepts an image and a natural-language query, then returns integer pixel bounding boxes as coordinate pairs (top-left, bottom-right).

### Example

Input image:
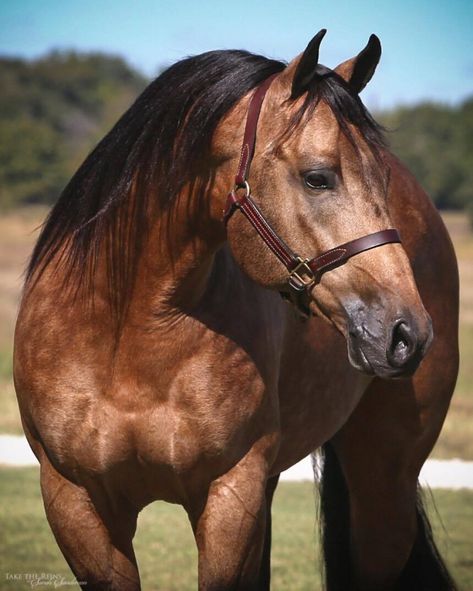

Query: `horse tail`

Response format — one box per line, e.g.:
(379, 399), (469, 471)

(316, 442), (458, 591)
(316, 442), (351, 590)
(396, 489), (458, 590)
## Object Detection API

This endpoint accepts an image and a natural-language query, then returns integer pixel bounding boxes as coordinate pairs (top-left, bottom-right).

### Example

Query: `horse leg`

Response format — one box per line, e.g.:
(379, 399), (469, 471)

(320, 351), (458, 590)
(188, 449), (272, 591)
(38, 450), (140, 591)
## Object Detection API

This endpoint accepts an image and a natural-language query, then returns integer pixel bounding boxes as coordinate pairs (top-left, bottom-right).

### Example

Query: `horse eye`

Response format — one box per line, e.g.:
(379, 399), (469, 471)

(304, 171), (334, 191)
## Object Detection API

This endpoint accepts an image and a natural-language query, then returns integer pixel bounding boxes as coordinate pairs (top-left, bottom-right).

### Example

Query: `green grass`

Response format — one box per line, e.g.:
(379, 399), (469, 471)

(0, 347), (12, 381)
(0, 468), (472, 590)
(433, 324), (473, 458)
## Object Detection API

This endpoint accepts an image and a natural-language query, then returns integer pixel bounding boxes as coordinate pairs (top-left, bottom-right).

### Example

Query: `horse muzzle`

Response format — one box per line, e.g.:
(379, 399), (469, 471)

(346, 307), (434, 378)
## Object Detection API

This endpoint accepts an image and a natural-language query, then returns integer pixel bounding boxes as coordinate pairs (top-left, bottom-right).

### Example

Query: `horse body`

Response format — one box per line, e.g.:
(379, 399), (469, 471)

(14, 32), (458, 591)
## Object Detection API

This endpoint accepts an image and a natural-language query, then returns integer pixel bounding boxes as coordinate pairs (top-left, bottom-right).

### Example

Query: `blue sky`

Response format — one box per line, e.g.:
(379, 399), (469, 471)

(1, 0), (472, 109)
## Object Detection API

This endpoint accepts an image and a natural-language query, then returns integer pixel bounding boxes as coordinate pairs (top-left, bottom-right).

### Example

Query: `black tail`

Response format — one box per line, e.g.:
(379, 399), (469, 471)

(316, 442), (352, 591)
(316, 442), (458, 591)
(395, 490), (458, 590)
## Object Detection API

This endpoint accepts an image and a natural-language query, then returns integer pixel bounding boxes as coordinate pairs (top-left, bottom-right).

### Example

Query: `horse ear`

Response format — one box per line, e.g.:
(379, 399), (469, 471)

(334, 34), (381, 93)
(285, 29), (327, 99)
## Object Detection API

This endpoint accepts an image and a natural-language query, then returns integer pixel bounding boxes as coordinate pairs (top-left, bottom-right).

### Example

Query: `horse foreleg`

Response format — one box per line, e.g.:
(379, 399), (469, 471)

(320, 438), (418, 590)
(324, 350), (457, 590)
(188, 448), (273, 591)
(38, 449), (140, 591)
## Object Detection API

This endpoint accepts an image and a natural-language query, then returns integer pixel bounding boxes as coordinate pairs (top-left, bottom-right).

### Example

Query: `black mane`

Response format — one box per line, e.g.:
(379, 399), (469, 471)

(27, 49), (385, 319)
(288, 63), (386, 157)
(27, 50), (285, 314)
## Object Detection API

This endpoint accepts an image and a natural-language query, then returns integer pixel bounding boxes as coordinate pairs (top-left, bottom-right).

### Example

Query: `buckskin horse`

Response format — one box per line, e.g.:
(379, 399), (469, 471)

(14, 30), (458, 590)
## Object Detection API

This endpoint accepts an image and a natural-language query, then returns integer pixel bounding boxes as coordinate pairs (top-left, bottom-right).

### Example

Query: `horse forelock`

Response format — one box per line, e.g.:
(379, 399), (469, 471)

(281, 65), (386, 164)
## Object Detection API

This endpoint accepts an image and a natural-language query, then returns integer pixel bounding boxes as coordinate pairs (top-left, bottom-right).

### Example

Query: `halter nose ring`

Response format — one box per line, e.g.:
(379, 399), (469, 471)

(234, 181), (250, 198)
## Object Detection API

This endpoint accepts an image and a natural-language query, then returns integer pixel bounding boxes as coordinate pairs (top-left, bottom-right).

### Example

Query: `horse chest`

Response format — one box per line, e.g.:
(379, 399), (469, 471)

(45, 337), (277, 483)
(129, 353), (277, 471)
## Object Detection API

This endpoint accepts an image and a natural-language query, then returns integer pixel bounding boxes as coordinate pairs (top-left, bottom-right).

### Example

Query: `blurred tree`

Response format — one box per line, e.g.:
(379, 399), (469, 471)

(0, 51), (147, 209)
(0, 51), (471, 211)
(378, 99), (473, 210)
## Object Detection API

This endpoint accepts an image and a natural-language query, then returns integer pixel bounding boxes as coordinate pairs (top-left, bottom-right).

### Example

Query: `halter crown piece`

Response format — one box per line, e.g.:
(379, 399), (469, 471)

(223, 74), (401, 317)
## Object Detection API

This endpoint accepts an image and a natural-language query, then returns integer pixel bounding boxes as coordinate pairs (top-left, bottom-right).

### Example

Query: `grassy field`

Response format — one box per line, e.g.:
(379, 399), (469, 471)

(0, 208), (472, 458)
(1, 468), (472, 590)
(435, 212), (473, 459)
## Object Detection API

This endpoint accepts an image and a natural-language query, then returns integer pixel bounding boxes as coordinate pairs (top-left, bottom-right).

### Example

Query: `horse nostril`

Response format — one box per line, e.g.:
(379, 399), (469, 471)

(387, 320), (417, 368)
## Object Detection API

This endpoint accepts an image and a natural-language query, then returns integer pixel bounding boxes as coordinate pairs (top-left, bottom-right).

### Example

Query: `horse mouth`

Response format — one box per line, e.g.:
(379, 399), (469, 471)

(347, 338), (428, 379)
(347, 342), (376, 376)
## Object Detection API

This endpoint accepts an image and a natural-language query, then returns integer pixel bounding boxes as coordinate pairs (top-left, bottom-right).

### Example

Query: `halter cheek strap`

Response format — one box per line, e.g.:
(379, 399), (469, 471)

(223, 75), (401, 316)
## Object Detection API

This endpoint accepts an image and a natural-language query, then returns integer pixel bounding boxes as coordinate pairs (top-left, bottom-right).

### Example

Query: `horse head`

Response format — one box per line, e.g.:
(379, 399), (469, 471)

(221, 31), (433, 378)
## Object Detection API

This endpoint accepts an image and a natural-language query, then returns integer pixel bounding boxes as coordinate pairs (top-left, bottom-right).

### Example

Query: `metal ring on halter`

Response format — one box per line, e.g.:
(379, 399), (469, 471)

(234, 180), (250, 197)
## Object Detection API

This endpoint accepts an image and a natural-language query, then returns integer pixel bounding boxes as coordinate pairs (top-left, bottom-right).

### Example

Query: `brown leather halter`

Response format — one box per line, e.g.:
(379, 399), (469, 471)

(223, 74), (401, 316)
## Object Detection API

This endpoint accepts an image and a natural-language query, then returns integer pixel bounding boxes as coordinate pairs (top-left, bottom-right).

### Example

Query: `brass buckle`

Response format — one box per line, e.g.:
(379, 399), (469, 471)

(288, 257), (316, 292)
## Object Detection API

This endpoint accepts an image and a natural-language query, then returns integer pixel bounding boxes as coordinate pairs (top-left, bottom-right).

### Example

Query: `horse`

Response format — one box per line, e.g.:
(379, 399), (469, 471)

(13, 30), (458, 590)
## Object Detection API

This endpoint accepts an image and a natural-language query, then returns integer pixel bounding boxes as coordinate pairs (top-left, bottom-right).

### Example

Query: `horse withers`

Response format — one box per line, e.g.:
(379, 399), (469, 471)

(14, 30), (458, 590)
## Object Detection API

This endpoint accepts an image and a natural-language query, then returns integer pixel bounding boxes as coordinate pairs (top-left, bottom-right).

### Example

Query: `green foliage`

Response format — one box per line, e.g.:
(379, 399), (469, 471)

(0, 50), (471, 211)
(378, 99), (473, 209)
(0, 51), (147, 209)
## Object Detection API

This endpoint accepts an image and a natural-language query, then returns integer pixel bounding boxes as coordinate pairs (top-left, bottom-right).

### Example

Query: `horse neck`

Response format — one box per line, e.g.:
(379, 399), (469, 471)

(129, 178), (229, 321)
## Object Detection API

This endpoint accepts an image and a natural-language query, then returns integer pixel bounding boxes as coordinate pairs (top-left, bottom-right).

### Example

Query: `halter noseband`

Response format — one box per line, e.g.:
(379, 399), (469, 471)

(223, 74), (401, 317)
